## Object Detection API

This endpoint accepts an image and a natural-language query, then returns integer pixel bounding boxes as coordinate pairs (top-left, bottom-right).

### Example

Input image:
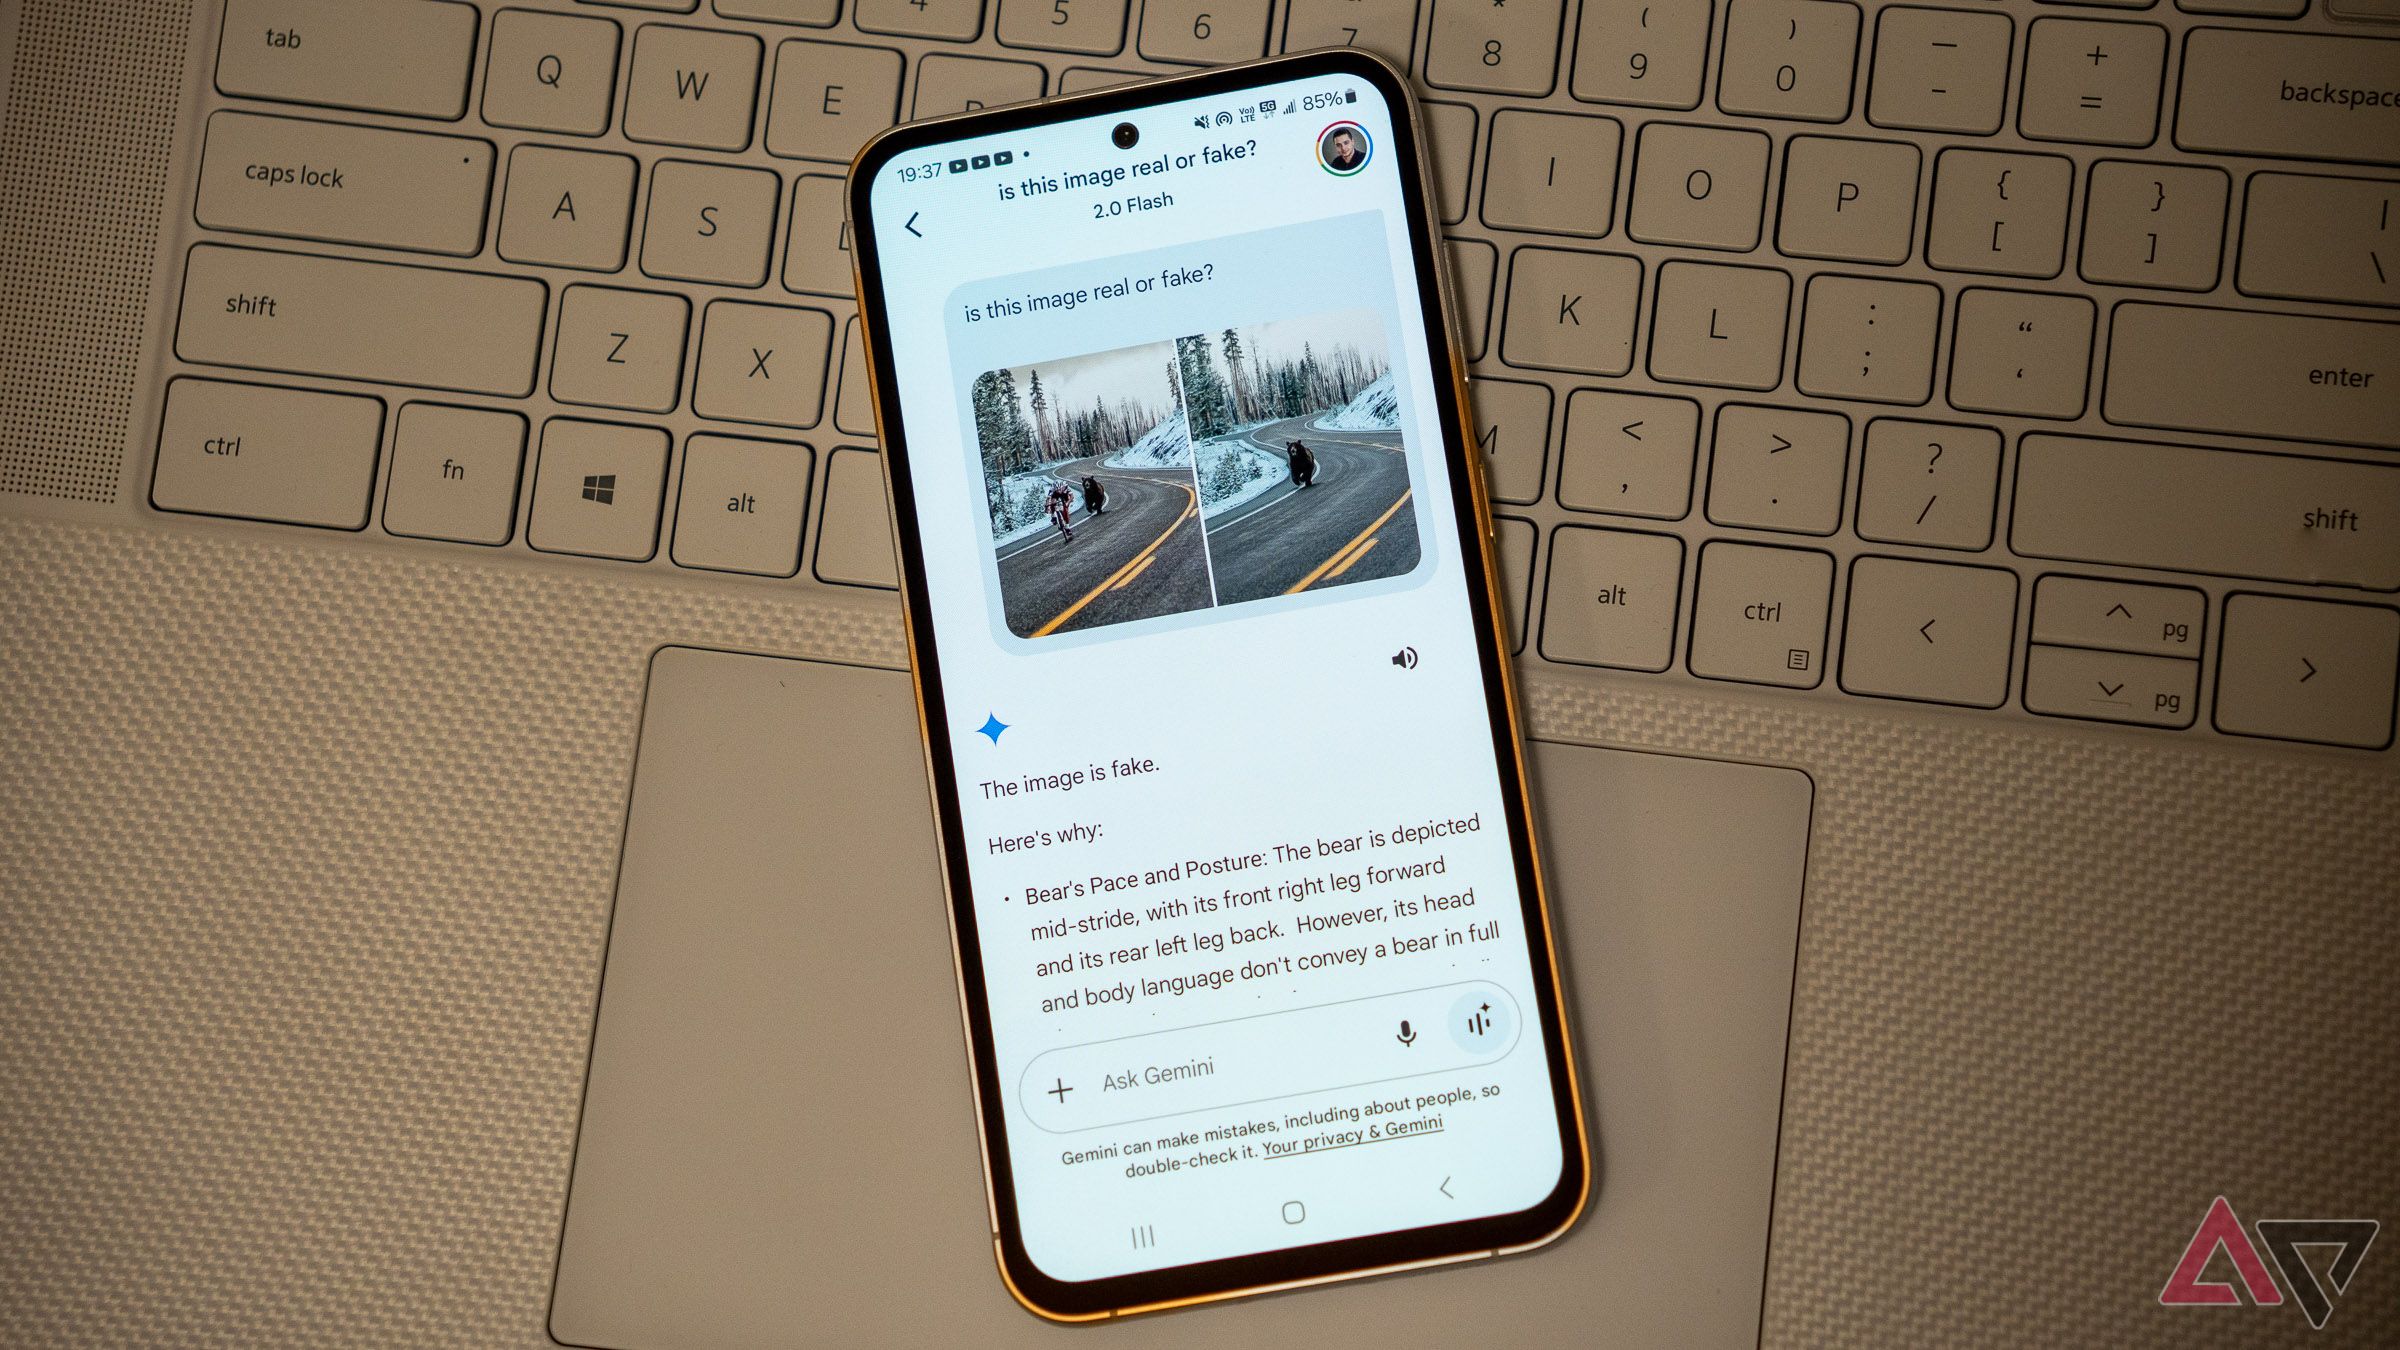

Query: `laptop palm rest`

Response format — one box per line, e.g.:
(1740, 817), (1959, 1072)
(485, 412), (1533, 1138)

(550, 646), (1810, 1347)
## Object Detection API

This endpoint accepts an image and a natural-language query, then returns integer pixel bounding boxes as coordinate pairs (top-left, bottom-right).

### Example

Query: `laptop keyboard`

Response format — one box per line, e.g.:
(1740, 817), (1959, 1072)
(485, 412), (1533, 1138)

(151, 0), (2399, 751)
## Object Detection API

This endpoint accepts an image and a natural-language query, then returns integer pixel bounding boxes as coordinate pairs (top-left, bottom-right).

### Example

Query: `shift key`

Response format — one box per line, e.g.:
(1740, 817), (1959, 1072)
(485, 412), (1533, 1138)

(177, 244), (547, 396)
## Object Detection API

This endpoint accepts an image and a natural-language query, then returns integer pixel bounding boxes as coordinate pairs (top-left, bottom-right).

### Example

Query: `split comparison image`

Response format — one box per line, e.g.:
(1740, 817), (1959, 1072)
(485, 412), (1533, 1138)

(975, 308), (1424, 639)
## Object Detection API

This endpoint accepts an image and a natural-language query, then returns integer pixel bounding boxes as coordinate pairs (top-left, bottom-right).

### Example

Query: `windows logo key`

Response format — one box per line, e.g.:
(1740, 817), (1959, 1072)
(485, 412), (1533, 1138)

(580, 473), (617, 506)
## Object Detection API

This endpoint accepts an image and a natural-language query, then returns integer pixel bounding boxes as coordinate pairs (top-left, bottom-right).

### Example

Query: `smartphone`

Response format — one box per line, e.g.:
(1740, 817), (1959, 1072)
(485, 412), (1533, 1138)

(847, 49), (1587, 1319)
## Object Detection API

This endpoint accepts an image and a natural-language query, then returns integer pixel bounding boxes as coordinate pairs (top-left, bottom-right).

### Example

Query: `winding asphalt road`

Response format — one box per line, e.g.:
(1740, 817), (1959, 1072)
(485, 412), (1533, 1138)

(1202, 414), (1421, 605)
(993, 454), (1211, 637)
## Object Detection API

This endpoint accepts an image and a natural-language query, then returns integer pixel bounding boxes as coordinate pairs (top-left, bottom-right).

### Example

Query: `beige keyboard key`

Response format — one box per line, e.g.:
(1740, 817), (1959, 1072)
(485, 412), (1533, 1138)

(2025, 646), (2198, 729)
(2178, 0), (2305, 14)
(176, 244), (547, 396)
(1572, 0), (1711, 110)
(624, 25), (762, 151)
(2013, 434), (2400, 591)
(151, 377), (381, 529)
(1468, 377), (1551, 505)
(835, 316), (878, 437)
(641, 160), (780, 287)
(856, 0), (986, 40)
(196, 112), (492, 256)
(1867, 6), (2013, 136)
(483, 8), (620, 136)
(1795, 273), (1940, 404)
(672, 434), (813, 576)
(815, 446), (899, 588)
(913, 53), (1046, 117)
(530, 419), (670, 561)
(2104, 304), (2399, 450)
(766, 40), (904, 162)
(1283, 0), (1418, 64)
(382, 404), (525, 545)
(1856, 418), (1998, 550)
(1777, 136), (1918, 265)
(998, 0), (1128, 55)
(1449, 238), (1497, 362)
(1706, 404), (1848, 536)
(1839, 556), (2016, 708)
(1628, 124), (1769, 251)
(2176, 30), (2400, 168)
(1423, 101), (1477, 227)
(1059, 66), (1144, 93)
(1557, 390), (1698, 519)
(1501, 248), (1641, 375)
(2239, 174), (2400, 309)
(2018, 18), (2166, 148)
(551, 286), (690, 413)
(1425, 0), (1567, 96)
(1493, 516), (1534, 653)
(1718, 0), (1861, 123)
(216, 0), (476, 119)
(695, 301), (834, 428)
(2216, 595), (2398, 749)
(781, 173), (853, 299)
(2078, 161), (2225, 292)
(498, 146), (635, 272)
(1541, 526), (1683, 671)
(1139, 0), (1271, 64)
(715, 0), (842, 25)
(1481, 110), (1620, 238)
(1648, 261), (1789, 390)
(1689, 540), (1832, 688)
(1927, 149), (2073, 278)
(2030, 575), (2203, 658)
(1948, 288), (2092, 419)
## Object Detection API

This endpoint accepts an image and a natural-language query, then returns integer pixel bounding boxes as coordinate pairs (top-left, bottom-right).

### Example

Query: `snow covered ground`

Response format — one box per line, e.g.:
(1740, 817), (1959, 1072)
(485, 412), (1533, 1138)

(988, 470), (1068, 547)
(1312, 372), (1399, 431)
(1101, 413), (1193, 469)
(1195, 433), (1288, 519)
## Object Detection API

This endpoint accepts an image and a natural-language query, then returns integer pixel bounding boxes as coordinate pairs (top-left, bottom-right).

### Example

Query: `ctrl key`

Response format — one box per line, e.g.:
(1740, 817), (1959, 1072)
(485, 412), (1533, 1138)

(151, 378), (383, 529)
(1689, 542), (1833, 689)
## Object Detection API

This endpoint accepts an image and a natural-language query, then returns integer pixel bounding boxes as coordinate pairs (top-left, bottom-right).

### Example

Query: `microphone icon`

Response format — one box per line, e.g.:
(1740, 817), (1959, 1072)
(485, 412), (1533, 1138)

(1396, 1020), (1417, 1047)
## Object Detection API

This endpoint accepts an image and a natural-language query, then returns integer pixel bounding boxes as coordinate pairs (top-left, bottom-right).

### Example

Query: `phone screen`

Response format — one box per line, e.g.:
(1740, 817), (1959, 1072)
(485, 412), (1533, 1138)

(852, 53), (1583, 1315)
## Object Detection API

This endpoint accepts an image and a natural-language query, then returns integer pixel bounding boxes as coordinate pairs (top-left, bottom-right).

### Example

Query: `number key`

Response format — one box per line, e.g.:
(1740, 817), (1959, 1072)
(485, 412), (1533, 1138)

(997, 0), (1128, 55)
(1718, 0), (1860, 123)
(855, 0), (985, 43)
(1573, 0), (1711, 110)
(1426, 0), (1567, 97)
(1281, 0), (1418, 66)
(1139, 0), (1270, 64)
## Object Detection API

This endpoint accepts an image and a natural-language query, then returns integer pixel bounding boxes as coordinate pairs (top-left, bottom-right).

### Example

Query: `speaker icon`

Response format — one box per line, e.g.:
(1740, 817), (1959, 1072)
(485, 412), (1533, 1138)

(1391, 646), (1418, 669)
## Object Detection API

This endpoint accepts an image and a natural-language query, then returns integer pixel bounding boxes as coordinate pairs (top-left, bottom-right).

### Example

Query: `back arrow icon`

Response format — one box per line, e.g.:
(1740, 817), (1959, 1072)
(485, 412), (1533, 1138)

(904, 211), (922, 238)
(1438, 1176), (1453, 1199)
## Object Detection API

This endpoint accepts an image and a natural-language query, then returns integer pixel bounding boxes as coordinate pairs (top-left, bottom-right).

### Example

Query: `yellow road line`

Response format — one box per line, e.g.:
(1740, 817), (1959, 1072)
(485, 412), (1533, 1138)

(1328, 537), (1378, 578)
(1033, 484), (1196, 636)
(1109, 553), (1157, 590)
(1285, 489), (1411, 595)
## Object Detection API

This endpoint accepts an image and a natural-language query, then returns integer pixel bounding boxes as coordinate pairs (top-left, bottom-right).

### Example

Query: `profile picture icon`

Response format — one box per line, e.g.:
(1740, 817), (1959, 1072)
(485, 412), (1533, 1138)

(1317, 121), (1371, 176)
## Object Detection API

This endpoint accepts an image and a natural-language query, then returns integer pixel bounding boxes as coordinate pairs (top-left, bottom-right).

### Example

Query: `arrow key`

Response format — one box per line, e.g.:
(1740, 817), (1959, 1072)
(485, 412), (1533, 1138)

(2030, 575), (2204, 658)
(2215, 593), (2398, 749)
(1839, 555), (2018, 708)
(2025, 645), (2199, 729)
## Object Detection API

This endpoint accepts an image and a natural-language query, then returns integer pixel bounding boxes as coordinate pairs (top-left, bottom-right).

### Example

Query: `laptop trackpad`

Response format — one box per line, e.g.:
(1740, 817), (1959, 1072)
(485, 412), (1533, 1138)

(551, 647), (1809, 1347)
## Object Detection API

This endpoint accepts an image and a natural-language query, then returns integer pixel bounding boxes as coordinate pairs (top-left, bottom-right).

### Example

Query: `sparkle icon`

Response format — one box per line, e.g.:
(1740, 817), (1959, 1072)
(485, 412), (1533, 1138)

(976, 713), (1009, 744)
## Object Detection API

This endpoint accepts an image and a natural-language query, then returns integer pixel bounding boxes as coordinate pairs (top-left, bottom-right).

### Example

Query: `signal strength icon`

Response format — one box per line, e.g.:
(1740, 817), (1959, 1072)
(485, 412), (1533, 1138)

(1282, 100), (1296, 115)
